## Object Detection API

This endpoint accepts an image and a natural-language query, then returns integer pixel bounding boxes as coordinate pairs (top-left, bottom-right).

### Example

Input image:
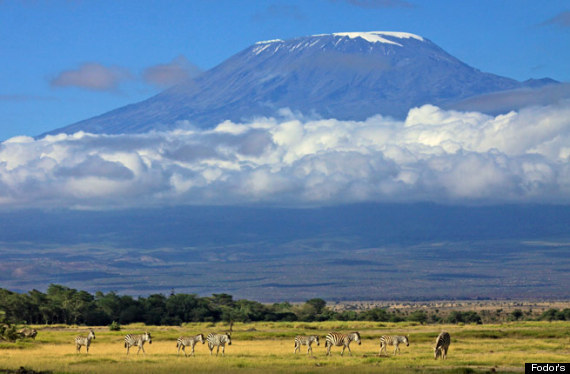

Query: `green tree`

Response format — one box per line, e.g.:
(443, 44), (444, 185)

(143, 294), (167, 325)
(166, 293), (200, 322)
(409, 310), (428, 324)
(28, 289), (49, 324)
(446, 311), (482, 324)
(210, 294), (234, 307)
(306, 298), (326, 314)
(508, 309), (524, 321)
(540, 308), (566, 322)
(358, 308), (390, 322)
(95, 291), (121, 322)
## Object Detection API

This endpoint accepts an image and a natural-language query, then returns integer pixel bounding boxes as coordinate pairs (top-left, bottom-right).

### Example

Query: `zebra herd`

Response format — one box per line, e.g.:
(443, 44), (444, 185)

(77, 330), (231, 356)
(295, 331), (450, 359)
(20, 328), (452, 359)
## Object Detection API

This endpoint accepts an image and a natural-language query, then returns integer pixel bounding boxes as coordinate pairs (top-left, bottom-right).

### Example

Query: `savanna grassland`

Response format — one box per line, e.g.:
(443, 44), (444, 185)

(1, 320), (568, 374)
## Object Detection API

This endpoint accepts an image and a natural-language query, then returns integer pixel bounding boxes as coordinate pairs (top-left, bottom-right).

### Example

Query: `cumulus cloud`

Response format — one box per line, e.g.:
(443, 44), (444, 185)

(142, 56), (203, 88)
(50, 63), (133, 91)
(1, 103), (570, 209)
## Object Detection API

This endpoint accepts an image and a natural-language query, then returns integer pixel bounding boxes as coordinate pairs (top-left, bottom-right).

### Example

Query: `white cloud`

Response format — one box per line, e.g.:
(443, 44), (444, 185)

(1, 102), (570, 209)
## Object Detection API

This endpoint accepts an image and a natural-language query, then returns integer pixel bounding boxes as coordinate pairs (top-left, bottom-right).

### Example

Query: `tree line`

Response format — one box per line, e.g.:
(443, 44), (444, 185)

(1, 285), (569, 328)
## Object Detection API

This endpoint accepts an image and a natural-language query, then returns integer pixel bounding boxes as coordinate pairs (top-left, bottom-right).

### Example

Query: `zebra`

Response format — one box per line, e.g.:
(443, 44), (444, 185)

(325, 331), (361, 356)
(124, 331), (152, 355)
(379, 335), (409, 356)
(294, 335), (320, 355)
(434, 331), (451, 360)
(206, 332), (232, 356)
(176, 334), (205, 357)
(75, 329), (95, 353)
(17, 328), (37, 339)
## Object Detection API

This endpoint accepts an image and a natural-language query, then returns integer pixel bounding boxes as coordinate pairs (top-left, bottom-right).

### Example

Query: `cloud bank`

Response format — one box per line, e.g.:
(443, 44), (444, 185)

(1, 102), (570, 209)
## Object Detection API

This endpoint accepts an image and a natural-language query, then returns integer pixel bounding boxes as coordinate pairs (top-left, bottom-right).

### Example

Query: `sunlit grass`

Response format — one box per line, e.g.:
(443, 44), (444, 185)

(0, 321), (568, 373)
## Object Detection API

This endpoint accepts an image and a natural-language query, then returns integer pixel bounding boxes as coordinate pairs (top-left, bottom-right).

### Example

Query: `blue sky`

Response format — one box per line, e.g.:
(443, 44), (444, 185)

(0, 0), (569, 140)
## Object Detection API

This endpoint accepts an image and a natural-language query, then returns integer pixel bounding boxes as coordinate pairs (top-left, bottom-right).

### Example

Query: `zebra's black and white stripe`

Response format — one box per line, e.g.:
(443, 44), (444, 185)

(18, 328), (37, 340)
(325, 331), (361, 356)
(75, 329), (95, 353)
(176, 334), (205, 357)
(294, 335), (320, 355)
(434, 331), (451, 360)
(379, 335), (409, 356)
(124, 331), (152, 355)
(206, 332), (232, 356)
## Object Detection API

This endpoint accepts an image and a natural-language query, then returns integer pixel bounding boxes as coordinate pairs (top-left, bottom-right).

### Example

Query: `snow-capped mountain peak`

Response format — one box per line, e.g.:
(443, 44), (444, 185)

(250, 31), (427, 56)
(331, 31), (424, 46)
(43, 31), (549, 136)
(255, 39), (284, 45)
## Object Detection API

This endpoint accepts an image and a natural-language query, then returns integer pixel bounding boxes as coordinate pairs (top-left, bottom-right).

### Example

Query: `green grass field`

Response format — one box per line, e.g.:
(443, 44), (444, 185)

(1, 321), (568, 373)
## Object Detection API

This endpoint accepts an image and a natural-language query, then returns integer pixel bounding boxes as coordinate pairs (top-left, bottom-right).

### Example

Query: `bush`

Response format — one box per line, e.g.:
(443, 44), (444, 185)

(446, 311), (482, 324)
(507, 309), (524, 321)
(0, 324), (20, 341)
(409, 310), (428, 324)
(540, 308), (568, 321)
(109, 321), (121, 331)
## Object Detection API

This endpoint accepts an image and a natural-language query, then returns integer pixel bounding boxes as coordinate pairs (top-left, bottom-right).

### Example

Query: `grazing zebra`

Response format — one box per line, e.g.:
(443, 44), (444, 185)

(176, 334), (205, 357)
(17, 328), (37, 339)
(75, 329), (95, 353)
(124, 332), (152, 355)
(294, 335), (320, 355)
(379, 335), (409, 356)
(434, 332), (451, 360)
(325, 331), (361, 356)
(206, 332), (232, 356)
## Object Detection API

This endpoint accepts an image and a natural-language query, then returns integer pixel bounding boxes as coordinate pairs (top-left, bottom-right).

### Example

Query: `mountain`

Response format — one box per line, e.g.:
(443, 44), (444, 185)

(44, 31), (556, 136)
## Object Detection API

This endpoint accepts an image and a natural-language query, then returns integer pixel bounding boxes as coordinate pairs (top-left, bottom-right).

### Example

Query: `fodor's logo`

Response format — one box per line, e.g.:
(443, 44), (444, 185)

(526, 363), (568, 373)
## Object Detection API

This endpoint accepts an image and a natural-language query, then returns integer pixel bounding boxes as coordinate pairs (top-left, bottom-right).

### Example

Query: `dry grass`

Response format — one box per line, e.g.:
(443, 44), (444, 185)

(0, 321), (568, 373)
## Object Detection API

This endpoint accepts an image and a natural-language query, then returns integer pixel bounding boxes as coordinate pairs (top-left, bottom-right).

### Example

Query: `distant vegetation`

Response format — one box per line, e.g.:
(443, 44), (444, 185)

(1, 285), (569, 338)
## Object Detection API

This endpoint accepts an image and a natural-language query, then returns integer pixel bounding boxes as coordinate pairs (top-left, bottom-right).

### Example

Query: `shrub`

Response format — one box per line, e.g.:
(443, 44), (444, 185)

(508, 309), (524, 321)
(446, 311), (482, 324)
(109, 321), (121, 331)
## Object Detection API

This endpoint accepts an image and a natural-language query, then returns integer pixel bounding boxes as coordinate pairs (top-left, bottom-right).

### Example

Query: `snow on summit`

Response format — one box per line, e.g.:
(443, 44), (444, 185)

(255, 39), (284, 45)
(255, 31), (424, 46)
(252, 31), (424, 54)
(332, 31), (424, 46)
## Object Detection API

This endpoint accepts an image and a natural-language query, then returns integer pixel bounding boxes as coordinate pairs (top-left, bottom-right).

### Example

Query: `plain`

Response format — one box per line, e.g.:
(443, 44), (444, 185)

(1, 320), (569, 373)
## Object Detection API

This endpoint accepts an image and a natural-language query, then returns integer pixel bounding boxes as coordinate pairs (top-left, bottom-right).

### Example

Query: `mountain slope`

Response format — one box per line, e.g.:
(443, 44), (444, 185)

(45, 31), (544, 136)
